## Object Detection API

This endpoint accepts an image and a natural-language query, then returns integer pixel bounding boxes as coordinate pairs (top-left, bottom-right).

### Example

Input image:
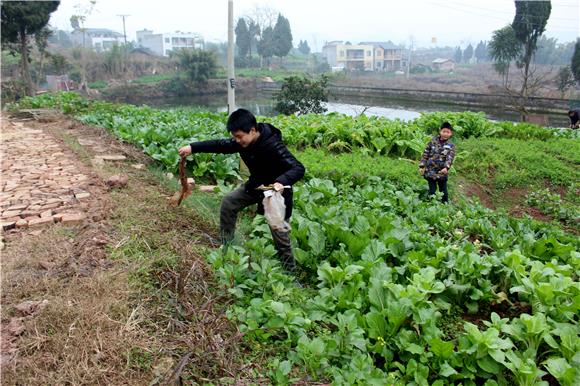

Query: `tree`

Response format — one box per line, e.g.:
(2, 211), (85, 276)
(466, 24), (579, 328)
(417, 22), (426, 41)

(511, 0), (551, 120)
(1, 1), (60, 95)
(247, 20), (260, 59)
(49, 52), (69, 75)
(298, 40), (310, 55)
(257, 26), (275, 65)
(463, 43), (474, 64)
(572, 39), (580, 84)
(275, 75), (328, 115)
(175, 49), (218, 85)
(272, 14), (293, 60)
(235, 18), (250, 58)
(245, 5), (276, 67)
(489, 25), (522, 86)
(453, 46), (462, 64)
(474, 41), (488, 63)
(34, 26), (52, 83)
(534, 36), (558, 64)
(554, 66), (575, 97)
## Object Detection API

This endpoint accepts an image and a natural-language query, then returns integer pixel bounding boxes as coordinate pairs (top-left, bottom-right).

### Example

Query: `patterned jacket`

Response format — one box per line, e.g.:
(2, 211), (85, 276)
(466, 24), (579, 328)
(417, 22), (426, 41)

(419, 136), (456, 180)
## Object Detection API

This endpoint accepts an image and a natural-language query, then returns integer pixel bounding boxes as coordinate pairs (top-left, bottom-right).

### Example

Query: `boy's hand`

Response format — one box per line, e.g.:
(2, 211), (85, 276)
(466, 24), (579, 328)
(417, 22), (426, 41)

(419, 167), (425, 176)
(178, 145), (191, 157)
(440, 167), (448, 175)
(273, 182), (284, 192)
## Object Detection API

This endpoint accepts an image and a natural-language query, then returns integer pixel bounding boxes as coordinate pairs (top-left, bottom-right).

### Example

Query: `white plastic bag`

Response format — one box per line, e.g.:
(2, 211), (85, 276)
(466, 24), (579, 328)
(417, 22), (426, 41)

(262, 190), (290, 232)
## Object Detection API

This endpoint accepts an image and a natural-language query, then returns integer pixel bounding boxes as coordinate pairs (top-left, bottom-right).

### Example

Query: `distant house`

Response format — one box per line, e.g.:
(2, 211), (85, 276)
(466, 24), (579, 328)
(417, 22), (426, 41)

(432, 58), (455, 71)
(71, 28), (124, 52)
(322, 40), (405, 71)
(359, 41), (405, 71)
(137, 29), (204, 57)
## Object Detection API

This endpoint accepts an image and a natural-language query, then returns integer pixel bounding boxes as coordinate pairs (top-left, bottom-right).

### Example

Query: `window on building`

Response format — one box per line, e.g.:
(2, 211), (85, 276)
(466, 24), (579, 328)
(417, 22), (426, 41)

(367, 50), (371, 57)
(339, 50), (345, 57)
(172, 37), (178, 44)
(376, 50), (382, 56)
(165, 37), (170, 43)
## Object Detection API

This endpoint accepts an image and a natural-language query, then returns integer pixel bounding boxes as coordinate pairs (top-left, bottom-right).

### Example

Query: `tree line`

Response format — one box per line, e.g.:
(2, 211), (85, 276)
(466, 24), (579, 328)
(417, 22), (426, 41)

(235, 12), (303, 66)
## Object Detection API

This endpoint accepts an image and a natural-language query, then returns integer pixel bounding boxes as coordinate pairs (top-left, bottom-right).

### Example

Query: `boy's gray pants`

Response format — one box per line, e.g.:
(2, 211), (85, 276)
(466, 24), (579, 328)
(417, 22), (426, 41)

(220, 187), (296, 271)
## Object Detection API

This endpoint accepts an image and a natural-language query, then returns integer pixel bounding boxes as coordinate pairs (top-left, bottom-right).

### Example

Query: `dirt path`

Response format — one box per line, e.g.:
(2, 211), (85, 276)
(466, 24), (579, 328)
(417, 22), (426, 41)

(1, 113), (253, 385)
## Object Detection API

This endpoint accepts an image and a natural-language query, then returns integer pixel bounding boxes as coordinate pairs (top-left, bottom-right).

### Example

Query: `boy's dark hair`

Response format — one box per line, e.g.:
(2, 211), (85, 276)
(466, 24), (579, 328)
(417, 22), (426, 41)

(440, 121), (453, 131)
(227, 108), (257, 133)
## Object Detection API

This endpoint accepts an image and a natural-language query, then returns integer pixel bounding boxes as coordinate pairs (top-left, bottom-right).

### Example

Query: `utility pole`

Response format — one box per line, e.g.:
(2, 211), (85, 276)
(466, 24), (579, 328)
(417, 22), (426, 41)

(227, 0), (236, 114)
(406, 36), (414, 80)
(117, 14), (130, 78)
(117, 14), (129, 46)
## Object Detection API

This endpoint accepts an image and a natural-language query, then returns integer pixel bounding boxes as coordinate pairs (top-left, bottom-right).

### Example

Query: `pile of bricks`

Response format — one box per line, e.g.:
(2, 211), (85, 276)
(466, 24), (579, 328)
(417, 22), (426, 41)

(1, 120), (89, 231)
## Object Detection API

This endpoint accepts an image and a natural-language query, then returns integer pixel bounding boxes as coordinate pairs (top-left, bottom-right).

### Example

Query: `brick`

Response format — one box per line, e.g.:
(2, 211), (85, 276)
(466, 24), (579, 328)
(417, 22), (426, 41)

(75, 192), (91, 199)
(1, 210), (21, 218)
(40, 210), (53, 218)
(61, 213), (86, 226)
(15, 219), (28, 228)
(100, 155), (126, 161)
(1, 221), (16, 231)
(52, 213), (65, 222)
(41, 202), (61, 210)
(28, 217), (54, 228)
(106, 174), (129, 189)
(21, 211), (40, 218)
(6, 204), (27, 211)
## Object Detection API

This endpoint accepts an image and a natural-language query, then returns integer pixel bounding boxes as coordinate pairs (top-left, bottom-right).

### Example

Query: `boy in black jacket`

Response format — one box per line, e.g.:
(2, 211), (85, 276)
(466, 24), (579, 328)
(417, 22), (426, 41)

(178, 109), (305, 271)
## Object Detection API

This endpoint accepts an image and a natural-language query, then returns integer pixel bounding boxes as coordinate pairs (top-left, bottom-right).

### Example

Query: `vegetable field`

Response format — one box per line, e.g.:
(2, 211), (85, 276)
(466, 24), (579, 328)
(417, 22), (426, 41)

(11, 92), (580, 385)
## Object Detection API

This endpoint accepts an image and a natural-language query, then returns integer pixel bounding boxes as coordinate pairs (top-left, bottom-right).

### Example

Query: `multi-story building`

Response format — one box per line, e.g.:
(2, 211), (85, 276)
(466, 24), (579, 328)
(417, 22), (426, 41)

(360, 41), (405, 71)
(70, 28), (124, 52)
(322, 40), (405, 72)
(137, 30), (204, 57)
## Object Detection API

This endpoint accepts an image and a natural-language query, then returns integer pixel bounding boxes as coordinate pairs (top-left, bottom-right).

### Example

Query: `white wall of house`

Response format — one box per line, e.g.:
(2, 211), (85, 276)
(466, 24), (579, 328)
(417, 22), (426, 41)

(138, 30), (203, 56)
(71, 29), (124, 52)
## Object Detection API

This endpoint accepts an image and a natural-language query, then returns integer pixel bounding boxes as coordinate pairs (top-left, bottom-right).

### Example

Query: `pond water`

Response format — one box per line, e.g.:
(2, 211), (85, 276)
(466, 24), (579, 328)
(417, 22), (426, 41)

(116, 91), (570, 126)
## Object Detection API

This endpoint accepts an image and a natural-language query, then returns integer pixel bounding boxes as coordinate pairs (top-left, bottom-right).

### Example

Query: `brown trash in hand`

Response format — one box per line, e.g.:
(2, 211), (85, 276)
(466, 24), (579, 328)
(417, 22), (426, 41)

(169, 157), (192, 207)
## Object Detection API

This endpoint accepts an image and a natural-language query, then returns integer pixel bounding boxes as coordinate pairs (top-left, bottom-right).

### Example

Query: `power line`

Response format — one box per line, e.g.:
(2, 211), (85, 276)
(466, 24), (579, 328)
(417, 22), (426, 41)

(425, 1), (580, 32)
(445, 0), (579, 22)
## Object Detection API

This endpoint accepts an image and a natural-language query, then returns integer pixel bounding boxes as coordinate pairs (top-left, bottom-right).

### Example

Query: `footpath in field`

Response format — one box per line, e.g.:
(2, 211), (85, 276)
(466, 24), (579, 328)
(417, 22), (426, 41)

(0, 113), (112, 370)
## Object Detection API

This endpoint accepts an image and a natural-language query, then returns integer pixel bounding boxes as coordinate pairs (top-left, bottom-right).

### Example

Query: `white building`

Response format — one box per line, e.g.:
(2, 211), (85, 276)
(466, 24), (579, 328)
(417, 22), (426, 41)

(137, 30), (204, 57)
(71, 28), (125, 52)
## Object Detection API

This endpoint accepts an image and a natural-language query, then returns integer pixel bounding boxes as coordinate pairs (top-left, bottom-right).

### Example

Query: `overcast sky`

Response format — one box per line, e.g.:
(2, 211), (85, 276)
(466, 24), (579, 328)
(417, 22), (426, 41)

(49, 0), (580, 49)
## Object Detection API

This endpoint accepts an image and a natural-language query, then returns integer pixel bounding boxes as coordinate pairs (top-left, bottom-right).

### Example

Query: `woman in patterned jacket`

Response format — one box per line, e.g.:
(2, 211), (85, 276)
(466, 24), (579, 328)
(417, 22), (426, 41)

(419, 122), (455, 203)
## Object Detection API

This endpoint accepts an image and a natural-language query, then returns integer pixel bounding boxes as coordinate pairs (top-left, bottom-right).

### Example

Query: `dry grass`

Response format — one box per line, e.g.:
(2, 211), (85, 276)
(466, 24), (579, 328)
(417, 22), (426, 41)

(1, 225), (158, 385)
(336, 63), (572, 98)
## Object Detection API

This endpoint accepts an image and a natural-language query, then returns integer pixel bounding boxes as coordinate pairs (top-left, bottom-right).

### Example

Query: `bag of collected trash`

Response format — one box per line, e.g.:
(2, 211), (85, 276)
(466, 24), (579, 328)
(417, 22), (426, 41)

(262, 190), (290, 232)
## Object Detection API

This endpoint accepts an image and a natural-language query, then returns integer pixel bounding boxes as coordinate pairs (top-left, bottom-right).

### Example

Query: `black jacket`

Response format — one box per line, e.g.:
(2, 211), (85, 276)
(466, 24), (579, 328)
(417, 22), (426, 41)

(569, 108), (580, 128)
(189, 122), (305, 219)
